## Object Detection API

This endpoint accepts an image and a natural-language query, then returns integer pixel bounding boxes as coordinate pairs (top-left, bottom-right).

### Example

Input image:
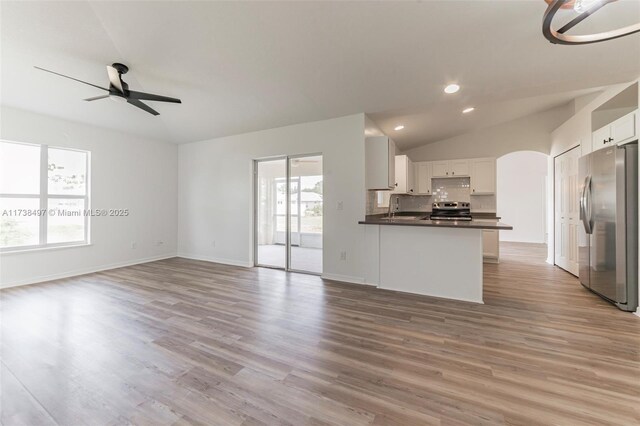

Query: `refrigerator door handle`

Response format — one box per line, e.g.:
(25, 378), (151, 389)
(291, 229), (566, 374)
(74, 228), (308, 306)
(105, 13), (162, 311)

(586, 175), (593, 234)
(581, 175), (593, 234)
(579, 176), (587, 222)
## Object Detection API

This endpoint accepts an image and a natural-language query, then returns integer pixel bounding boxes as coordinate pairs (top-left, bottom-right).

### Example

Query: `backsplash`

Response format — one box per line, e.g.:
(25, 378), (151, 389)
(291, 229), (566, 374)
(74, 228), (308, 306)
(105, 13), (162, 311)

(399, 195), (430, 212)
(366, 176), (496, 214)
(432, 177), (470, 202)
(366, 191), (389, 215)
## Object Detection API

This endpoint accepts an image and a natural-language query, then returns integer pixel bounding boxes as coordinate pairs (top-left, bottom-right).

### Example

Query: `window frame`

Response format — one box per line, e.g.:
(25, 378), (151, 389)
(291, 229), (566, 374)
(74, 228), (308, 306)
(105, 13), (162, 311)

(0, 140), (91, 252)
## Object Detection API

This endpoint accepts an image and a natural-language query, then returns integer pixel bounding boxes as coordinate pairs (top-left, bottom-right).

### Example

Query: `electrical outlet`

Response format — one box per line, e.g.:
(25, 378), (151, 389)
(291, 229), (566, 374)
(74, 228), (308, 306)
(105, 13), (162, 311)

(131, 242), (137, 249)
(337, 201), (344, 211)
(156, 241), (164, 247)
(340, 251), (347, 261)
(211, 240), (216, 247)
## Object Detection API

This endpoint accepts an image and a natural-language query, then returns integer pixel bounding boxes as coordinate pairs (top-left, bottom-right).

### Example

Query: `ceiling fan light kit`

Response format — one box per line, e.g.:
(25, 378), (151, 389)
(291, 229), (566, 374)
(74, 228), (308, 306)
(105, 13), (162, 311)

(542, 0), (640, 45)
(34, 62), (181, 116)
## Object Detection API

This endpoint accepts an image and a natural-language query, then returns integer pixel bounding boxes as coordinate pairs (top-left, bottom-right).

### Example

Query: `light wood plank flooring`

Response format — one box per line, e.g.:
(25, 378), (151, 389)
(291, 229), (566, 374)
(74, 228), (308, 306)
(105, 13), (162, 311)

(2, 243), (639, 425)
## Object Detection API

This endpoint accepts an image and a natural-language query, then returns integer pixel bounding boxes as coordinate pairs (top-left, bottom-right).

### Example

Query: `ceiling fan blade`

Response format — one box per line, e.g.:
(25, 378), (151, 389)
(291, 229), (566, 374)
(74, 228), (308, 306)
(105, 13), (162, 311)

(126, 98), (159, 116)
(128, 90), (181, 103)
(84, 94), (110, 101)
(34, 66), (109, 92)
(107, 65), (125, 94)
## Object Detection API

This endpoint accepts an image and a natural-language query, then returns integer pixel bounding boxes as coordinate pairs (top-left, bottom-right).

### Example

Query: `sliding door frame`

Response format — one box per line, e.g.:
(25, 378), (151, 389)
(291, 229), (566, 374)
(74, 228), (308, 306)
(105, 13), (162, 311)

(253, 153), (323, 275)
(286, 153), (322, 275)
(253, 156), (289, 270)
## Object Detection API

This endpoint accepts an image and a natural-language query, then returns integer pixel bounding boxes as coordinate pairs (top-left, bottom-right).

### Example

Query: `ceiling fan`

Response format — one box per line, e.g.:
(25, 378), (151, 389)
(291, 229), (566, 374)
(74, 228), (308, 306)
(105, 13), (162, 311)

(34, 63), (181, 116)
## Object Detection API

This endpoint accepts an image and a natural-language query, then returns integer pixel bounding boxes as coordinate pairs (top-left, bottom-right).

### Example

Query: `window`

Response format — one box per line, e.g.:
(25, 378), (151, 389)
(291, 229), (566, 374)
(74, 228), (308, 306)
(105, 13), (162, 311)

(0, 141), (90, 251)
(376, 191), (391, 208)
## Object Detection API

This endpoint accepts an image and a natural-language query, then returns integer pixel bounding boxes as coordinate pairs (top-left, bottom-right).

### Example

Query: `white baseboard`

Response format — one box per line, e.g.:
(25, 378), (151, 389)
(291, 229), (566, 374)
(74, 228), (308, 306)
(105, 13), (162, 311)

(177, 253), (253, 268)
(0, 254), (177, 289)
(321, 273), (370, 285)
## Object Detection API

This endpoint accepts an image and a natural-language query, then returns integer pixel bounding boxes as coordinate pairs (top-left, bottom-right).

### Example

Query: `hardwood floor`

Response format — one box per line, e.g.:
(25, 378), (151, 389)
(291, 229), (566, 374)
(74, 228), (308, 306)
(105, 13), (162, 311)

(2, 243), (639, 425)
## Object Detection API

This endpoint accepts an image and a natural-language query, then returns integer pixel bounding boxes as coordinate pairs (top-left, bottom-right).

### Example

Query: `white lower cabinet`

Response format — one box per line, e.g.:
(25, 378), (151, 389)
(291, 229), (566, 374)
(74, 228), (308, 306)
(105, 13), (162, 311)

(482, 230), (499, 262)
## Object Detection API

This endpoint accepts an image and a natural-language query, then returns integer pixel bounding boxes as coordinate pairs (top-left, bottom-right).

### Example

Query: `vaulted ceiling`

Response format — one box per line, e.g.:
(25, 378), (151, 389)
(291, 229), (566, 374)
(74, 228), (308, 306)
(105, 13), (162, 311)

(2, 1), (639, 149)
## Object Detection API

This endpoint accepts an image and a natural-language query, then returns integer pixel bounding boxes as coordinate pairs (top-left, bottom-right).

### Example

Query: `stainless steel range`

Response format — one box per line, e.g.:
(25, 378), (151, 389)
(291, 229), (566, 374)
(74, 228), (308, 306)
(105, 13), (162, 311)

(430, 201), (472, 221)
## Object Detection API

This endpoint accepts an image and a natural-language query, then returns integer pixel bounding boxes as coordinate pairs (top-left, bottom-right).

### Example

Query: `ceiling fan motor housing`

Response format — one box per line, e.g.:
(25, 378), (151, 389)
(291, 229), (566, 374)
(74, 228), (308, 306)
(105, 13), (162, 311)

(112, 63), (129, 74)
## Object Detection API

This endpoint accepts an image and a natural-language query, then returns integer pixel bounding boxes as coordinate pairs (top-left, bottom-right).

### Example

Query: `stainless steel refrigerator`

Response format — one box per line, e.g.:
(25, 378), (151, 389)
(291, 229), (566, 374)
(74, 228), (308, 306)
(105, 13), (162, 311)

(578, 142), (638, 311)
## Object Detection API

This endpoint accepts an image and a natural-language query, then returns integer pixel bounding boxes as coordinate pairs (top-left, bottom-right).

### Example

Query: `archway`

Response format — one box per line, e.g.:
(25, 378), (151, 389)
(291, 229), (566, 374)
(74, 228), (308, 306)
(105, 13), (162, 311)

(497, 151), (549, 244)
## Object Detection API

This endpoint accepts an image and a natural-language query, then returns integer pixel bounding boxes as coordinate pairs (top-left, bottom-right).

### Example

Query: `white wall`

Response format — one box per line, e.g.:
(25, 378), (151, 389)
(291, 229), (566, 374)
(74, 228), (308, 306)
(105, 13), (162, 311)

(177, 113), (369, 284)
(497, 151), (548, 243)
(549, 83), (634, 158)
(0, 106), (178, 288)
(547, 81), (637, 264)
(404, 103), (573, 161)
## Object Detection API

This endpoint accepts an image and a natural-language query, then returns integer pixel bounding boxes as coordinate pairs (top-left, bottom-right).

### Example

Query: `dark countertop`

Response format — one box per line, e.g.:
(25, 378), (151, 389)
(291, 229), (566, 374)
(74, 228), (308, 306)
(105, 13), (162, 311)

(359, 212), (513, 230)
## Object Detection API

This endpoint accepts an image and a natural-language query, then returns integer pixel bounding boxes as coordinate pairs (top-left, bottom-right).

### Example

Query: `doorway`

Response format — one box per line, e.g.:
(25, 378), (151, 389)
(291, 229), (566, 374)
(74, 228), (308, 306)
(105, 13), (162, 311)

(254, 154), (323, 274)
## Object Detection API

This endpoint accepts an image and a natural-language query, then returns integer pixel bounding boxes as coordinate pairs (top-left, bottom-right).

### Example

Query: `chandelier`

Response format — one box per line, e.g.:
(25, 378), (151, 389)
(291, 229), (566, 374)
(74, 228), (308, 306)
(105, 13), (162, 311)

(543, 0), (640, 44)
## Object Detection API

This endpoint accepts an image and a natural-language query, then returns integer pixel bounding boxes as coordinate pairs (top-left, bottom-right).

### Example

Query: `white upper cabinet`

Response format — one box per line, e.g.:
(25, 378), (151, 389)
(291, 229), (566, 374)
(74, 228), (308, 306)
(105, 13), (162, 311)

(611, 110), (637, 145)
(470, 158), (496, 195)
(430, 159), (470, 177)
(411, 157), (496, 196)
(365, 136), (396, 190)
(592, 110), (637, 153)
(415, 162), (433, 195)
(392, 155), (415, 194)
(431, 161), (449, 177)
(449, 160), (470, 177)
(407, 159), (415, 194)
(592, 125), (612, 152)
(381, 155), (496, 198)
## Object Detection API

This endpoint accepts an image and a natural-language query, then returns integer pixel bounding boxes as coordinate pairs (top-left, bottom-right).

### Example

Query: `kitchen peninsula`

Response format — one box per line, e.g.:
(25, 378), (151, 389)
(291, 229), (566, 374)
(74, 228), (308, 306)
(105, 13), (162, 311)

(364, 136), (513, 303)
(359, 214), (512, 304)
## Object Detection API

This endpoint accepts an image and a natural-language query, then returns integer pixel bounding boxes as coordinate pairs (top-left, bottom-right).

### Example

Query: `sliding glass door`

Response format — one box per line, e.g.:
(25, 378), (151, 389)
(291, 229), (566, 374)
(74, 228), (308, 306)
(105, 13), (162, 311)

(254, 154), (323, 274)
(255, 158), (287, 269)
(288, 155), (322, 273)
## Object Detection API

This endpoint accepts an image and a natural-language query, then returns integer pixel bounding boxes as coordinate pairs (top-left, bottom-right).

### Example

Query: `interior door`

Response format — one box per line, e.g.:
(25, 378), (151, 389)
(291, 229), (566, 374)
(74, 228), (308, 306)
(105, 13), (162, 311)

(554, 146), (580, 276)
(555, 154), (568, 270)
(566, 149), (580, 275)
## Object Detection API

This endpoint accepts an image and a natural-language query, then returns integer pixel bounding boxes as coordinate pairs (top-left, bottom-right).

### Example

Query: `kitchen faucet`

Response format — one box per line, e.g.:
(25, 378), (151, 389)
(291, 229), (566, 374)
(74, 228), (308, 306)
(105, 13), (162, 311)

(387, 193), (400, 219)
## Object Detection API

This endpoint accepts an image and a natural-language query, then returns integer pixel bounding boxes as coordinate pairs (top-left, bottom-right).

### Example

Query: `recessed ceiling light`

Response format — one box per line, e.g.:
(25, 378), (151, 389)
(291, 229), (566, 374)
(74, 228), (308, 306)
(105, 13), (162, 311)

(444, 84), (460, 94)
(394, 125), (405, 131)
(462, 107), (475, 114)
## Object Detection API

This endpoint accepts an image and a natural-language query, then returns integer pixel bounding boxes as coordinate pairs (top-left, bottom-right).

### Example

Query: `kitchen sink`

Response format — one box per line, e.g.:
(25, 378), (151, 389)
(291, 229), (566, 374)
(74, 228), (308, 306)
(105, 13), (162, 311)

(381, 215), (429, 221)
